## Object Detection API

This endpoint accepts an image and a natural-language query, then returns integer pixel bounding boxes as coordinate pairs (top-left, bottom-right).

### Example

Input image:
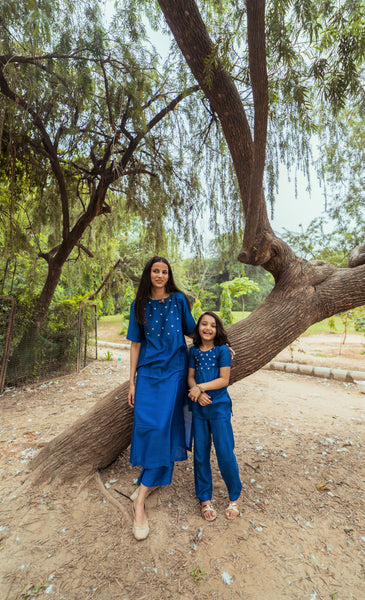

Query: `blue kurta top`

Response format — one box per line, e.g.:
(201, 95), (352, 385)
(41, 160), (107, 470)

(188, 344), (232, 419)
(127, 292), (196, 468)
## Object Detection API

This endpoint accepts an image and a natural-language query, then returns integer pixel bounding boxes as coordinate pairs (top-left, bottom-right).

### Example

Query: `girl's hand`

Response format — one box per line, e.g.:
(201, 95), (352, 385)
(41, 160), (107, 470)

(198, 392), (212, 406)
(188, 385), (202, 402)
(128, 383), (135, 408)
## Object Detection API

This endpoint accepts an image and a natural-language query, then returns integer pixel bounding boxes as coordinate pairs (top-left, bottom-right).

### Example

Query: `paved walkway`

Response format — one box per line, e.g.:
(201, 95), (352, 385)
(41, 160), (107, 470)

(263, 360), (365, 386)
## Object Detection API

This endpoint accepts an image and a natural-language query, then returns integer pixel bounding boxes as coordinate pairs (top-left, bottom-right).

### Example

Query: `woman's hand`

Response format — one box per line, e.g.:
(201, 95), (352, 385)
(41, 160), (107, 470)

(198, 392), (212, 406)
(128, 382), (135, 408)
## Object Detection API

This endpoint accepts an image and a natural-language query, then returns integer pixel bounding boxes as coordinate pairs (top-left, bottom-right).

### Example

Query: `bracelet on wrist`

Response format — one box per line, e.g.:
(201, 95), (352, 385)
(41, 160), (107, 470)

(197, 384), (205, 393)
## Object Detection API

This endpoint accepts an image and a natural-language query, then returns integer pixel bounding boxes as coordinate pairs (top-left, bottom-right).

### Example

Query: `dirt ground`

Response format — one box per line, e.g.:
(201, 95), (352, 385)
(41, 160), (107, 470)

(0, 333), (364, 600)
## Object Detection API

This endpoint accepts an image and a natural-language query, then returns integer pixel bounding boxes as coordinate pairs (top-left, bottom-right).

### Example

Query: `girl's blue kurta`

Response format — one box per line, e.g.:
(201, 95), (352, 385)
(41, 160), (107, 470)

(127, 292), (196, 469)
(188, 344), (232, 418)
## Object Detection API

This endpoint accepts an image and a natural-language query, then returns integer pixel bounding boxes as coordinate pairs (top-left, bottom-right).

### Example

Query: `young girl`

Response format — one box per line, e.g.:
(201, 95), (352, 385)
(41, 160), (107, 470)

(188, 312), (241, 521)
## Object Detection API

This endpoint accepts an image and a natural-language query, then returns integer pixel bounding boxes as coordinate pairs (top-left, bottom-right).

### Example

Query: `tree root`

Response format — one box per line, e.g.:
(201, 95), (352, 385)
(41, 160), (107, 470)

(93, 471), (130, 522)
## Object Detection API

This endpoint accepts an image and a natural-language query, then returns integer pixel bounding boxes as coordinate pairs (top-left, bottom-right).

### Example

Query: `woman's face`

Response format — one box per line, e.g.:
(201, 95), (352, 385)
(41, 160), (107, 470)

(198, 314), (217, 343)
(150, 261), (169, 291)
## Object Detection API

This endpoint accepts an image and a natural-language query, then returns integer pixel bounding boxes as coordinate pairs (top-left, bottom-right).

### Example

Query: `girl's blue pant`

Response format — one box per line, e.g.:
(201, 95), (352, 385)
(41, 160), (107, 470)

(193, 413), (242, 502)
(137, 463), (174, 487)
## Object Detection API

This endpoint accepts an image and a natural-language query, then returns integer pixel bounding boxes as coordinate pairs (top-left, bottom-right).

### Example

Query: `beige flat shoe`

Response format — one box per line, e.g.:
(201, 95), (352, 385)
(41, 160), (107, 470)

(132, 503), (149, 540)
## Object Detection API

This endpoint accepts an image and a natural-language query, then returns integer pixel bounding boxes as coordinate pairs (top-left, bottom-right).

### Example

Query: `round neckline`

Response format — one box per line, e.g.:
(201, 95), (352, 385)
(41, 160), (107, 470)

(149, 294), (171, 302)
(198, 345), (215, 353)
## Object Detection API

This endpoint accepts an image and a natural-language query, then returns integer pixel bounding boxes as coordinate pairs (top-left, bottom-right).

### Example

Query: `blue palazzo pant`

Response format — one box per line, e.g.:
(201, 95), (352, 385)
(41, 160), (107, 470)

(137, 464), (174, 487)
(193, 413), (242, 502)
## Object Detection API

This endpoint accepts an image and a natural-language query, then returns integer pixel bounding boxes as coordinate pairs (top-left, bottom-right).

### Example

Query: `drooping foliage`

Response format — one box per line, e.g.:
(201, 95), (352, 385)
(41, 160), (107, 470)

(1, 0), (365, 333)
(283, 107), (365, 264)
(0, 1), (204, 327)
(189, 1), (365, 216)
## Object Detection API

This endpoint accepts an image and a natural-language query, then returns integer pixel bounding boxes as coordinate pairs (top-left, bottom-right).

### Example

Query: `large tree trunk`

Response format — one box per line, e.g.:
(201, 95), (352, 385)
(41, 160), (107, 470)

(31, 382), (133, 484)
(30, 0), (365, 484)
(30, 254), (365, 484)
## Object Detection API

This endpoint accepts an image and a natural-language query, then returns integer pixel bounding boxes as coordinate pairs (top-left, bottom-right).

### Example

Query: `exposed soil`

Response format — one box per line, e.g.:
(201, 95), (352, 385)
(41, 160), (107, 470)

(0, 333), (364, 600)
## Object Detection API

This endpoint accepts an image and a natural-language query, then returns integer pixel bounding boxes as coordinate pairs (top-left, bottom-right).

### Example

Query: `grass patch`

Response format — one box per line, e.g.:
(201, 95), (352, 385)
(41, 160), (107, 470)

(231, 311), (251, 323)
(303, 316), (356, 335)
(99, 314), (123, 323)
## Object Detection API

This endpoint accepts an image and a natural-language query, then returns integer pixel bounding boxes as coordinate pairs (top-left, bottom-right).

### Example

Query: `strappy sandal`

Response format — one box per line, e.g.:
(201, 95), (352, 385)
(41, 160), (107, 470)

(225, 501), (240, 520)
(201, 502), (217, 522)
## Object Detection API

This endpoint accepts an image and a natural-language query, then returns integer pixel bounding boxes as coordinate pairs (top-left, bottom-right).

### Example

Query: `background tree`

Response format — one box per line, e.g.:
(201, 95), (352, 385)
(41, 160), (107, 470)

(0, 0), (204, 359)
(220, 272), (259, 317)
(183, 233), (273, 312)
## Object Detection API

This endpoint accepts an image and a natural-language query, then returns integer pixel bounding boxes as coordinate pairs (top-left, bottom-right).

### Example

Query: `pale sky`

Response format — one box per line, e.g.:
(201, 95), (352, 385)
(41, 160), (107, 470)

(270, 168), (327, 235)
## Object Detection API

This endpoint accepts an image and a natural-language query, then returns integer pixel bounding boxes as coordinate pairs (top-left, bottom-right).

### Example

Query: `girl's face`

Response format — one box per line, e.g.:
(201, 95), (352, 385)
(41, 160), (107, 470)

(198, 314), (217, 343)
(150, 261), (169, 291)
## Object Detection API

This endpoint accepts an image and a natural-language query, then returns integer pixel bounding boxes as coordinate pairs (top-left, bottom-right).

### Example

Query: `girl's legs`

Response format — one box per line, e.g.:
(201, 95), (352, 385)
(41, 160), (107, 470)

(193, 416), (213, 501)
(210, 416), (242, 502)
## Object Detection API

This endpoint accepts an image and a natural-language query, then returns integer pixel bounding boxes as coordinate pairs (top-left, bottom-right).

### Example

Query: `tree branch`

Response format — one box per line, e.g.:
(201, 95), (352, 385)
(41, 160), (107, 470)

(87, 259), (122, 301)
(100, 58), (116, 131)
(157, 0), (274, 265)
(348, 243), (365, 268)
(243, 0), (269, 247)
(77, 243), (94, 258)
(0, 67), (70, 239)
(109, 84), (199, 183)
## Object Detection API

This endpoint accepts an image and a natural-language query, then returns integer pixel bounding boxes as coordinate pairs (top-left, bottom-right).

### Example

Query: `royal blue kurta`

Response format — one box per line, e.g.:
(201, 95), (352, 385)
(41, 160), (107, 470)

(127, 292), (196, 469)
(188, 344), (232, 418)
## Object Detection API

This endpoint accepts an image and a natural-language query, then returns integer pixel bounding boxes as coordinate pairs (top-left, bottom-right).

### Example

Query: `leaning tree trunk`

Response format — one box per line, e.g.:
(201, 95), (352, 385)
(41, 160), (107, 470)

(30, 254), (365, 484)
(29, 0), (365, 484)
(31, 381), (133, 484)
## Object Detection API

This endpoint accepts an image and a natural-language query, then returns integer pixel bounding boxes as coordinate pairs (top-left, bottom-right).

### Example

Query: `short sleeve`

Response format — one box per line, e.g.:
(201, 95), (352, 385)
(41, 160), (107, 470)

(218, 344), (231, 368)
(188, 347), (196, 369)
(126, 302), (144, 342)
(178, 293), (196, 336)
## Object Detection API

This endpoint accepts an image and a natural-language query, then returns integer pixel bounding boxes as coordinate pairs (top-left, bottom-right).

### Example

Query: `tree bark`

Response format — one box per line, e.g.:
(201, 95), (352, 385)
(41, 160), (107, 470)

(31, 381), (133, 484)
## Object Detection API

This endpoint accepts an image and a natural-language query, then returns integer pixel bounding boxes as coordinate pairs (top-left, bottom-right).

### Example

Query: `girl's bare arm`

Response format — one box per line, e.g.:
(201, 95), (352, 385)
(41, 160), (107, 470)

(196, 366), (230, 393)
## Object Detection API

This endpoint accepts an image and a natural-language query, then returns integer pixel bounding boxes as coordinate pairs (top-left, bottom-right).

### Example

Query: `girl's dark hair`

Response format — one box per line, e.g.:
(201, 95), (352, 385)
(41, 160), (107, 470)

(134, 256), (191, 324)
(192, 311), (229, 347)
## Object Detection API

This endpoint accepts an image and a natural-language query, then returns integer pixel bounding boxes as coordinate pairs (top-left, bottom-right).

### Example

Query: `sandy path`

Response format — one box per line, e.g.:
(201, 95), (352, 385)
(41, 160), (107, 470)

(0, 336), (364, 599)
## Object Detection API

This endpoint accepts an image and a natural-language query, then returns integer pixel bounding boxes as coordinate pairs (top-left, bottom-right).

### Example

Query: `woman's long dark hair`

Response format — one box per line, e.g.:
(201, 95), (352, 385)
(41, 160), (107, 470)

(192, 311), (229, 347)
(134, 256), (190, 324)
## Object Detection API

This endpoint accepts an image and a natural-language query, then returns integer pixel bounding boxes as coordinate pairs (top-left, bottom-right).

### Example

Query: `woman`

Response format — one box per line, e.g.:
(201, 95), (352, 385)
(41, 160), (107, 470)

(127, 256), (196, 540)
